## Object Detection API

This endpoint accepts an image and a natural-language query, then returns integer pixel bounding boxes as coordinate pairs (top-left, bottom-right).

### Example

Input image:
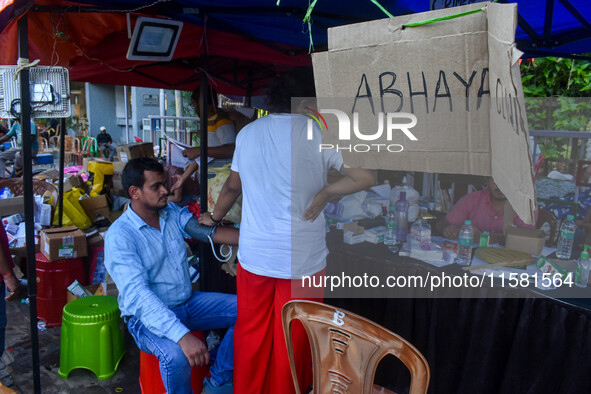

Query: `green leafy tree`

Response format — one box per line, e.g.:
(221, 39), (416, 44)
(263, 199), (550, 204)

(521, 57), (591, 161)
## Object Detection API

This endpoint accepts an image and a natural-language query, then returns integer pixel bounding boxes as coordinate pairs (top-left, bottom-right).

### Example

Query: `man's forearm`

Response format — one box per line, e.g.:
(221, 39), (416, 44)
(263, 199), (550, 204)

(320, 167), (375, 200)
(207, 144), (235, 159)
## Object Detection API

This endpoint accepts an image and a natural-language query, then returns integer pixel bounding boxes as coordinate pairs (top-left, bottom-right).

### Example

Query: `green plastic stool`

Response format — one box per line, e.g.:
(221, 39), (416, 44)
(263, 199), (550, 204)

(59, 296), (125, 380)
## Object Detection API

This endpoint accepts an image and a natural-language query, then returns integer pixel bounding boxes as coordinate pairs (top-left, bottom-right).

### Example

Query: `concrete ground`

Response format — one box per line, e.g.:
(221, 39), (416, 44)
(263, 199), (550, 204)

(3, 299), (140, 394)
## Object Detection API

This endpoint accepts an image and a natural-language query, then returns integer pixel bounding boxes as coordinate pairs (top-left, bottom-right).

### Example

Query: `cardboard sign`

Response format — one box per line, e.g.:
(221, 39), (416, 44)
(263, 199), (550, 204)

(311, 3), (535, 224)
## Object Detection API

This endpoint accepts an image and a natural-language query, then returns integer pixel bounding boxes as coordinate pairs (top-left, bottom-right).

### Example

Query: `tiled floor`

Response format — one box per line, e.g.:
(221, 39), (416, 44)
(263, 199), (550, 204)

(4, 299), (140, 394)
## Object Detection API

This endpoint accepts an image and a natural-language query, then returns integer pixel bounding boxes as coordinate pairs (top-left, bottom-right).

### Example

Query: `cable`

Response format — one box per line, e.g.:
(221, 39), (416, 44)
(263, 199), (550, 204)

(9, 99), (20, 118)
(207, 236), (233, 262)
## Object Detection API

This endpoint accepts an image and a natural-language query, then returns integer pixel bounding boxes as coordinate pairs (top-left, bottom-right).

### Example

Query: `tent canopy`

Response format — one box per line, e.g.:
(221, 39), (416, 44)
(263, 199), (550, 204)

(0, 0), (590, 95)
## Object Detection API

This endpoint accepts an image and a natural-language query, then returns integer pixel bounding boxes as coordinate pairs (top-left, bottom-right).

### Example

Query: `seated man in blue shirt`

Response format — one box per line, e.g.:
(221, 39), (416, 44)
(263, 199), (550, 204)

(105, 157), (237, 394)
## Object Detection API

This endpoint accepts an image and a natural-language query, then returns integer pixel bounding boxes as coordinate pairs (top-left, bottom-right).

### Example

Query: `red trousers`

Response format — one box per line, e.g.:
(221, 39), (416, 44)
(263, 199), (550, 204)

(234, 263), (324, 394)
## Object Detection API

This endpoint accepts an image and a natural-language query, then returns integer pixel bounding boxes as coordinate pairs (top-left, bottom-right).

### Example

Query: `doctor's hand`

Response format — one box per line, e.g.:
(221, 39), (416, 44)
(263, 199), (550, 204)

(182, 147), (201, 160)
(442, 223), (460, 240)
(170, 174), (184, 192)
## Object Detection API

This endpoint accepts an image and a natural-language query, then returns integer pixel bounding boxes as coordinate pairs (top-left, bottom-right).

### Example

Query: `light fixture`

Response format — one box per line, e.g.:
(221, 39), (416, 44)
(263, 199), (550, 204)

(126, 17), (183, 62)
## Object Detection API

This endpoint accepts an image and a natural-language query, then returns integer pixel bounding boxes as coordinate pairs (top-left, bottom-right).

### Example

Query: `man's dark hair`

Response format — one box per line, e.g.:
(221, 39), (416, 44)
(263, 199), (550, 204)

(122, 157), (164, 198)
(265, 67), (316, 113)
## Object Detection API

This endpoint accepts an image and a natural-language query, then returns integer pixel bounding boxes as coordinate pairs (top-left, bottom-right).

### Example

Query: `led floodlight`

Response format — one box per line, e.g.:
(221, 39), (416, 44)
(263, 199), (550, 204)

(126, 17), (183, 62)
(0, 66), (70, 118)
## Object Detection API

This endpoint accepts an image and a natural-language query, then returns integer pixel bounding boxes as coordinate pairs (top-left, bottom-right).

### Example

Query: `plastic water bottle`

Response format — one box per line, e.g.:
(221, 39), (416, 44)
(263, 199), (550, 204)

(395, 192), (409, 243)
(384, 205), (397, 247)
(556, 215), (576, 260)
(455, 220), (473, 266)
(576, 251), (590, 288)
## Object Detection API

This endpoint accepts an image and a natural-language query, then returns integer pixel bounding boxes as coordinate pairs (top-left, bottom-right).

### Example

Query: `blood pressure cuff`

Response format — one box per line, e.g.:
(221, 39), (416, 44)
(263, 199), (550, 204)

(184, 217), (217, 243)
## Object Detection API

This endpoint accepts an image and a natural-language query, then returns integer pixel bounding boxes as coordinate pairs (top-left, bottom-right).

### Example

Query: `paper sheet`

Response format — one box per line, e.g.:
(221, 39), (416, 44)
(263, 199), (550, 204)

(167, 136), (213, 169)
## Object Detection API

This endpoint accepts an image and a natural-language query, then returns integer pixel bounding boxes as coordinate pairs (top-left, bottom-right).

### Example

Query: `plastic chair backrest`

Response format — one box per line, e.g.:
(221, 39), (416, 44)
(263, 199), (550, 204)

(81, 136), (98, 155)
(536, 209), (558, 246)
(64, 136), (80, 153)
(282, 300), (430, 394)
(38, 136), (49, 152)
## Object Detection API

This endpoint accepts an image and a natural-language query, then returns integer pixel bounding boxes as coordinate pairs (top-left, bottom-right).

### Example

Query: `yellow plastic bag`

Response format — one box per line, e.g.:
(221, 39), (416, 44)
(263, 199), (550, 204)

(207, 164), (242, 223)
(88, 161), (114, 197)
(53, 188), (92, 230)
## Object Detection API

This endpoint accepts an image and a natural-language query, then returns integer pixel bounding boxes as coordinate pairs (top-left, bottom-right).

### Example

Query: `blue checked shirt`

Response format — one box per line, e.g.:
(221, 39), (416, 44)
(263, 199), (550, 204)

(105, 203), (193, 343)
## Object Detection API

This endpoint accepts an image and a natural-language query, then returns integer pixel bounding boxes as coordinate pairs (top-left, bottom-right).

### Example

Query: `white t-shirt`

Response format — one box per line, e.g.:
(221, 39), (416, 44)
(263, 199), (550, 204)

(231, 113), (343, 279)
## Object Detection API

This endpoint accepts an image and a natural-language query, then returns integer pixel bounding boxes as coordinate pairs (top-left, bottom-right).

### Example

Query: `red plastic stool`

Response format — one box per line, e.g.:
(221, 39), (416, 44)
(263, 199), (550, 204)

(36, 252), (86, 327)
(139, 331), (210, 394)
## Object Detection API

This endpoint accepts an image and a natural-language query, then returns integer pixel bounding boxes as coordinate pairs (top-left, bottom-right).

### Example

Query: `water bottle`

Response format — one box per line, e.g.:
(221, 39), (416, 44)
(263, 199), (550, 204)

(556, 215), (576, 260)
(395, 192), (409, 243)
(384, 205), (397, 247)
(455, 220), (473, 266)
(576, 251), (590, 288)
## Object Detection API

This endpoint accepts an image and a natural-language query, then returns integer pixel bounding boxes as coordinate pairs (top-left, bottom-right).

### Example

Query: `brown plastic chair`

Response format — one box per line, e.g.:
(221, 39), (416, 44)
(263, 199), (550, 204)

(536, 209), (558, 246)
(63, 136), (82, 165)
(282, 300), (430, 394)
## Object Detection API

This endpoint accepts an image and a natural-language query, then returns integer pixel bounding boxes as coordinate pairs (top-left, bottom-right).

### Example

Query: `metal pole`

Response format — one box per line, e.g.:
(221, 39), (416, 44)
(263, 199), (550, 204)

(124, 86), (130, 144)
(175, 90), (184, 143)
(18, 13), (42, 394)
(58, 118), (65, 227)
(198, 53), (209, 291)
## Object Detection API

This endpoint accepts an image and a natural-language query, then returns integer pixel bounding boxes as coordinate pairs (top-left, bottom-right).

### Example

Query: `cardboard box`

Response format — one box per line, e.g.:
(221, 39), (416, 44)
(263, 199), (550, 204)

(67, 283), (103, 303)
(311, 2), (536, 226)
(0, 196), (25, 217)
(111, 175), (123, 191)
(113, 161), (126, 174)
(117, 142), (153, 162)
(343, 222), (365, 245)
(365, 226), (388, 244)
(505, 226), (545, 256)
(34, 168), (61, 181)
(79, 195), (110, 222)
(63, 174), (86, 193)
(40, 226), (88, 261)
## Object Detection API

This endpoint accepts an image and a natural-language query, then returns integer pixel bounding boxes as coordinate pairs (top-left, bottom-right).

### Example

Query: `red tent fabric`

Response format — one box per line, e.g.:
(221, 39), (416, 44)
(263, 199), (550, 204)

(0, 2), (311, 95)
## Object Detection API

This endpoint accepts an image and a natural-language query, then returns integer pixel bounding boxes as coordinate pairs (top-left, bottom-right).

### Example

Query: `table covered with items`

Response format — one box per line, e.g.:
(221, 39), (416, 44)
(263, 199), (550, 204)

(323, 224), (591, 393)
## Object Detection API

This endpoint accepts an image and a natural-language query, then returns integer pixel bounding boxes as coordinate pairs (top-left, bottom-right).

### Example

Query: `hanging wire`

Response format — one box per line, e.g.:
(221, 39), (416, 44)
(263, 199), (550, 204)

(370, 0), (394, 18)
(302, 0), (317, 53)
(76, 0), (172, 14)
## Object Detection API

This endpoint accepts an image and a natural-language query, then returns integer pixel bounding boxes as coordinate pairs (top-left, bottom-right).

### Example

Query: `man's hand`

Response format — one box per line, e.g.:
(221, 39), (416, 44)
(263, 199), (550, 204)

(198, 212), (216, 226)
(182, 147), (201, 160)
(443, 223), (460, 240)
(178, 332), (209, 367)
(170, 174), (184, 192)
(4, 272), (23, 302)
(303, 190), (329, 222)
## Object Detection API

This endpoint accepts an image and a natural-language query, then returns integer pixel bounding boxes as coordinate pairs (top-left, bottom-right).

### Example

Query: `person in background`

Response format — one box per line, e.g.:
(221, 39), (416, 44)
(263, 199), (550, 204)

(96, 126), (116, 161)
(0, 118), (38, 177)
(436, 177), (536, 244)
(0, 226), (24, 389)
(40, 119), (59, 146)
(199, 68), (376, 394)
(171, 89), (238, 192)
(105, 158), (237, 394)
(164, 164), (199, 206)
(183, 88), (236, 167)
